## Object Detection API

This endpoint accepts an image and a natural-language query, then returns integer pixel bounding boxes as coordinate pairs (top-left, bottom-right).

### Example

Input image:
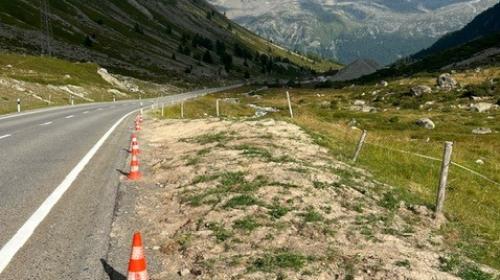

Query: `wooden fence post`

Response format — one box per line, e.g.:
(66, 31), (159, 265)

(352, 130), (367, 162)
(286, 91), (294, 119)
(181, 101), (184, 119)
(435, 141), (453, 218)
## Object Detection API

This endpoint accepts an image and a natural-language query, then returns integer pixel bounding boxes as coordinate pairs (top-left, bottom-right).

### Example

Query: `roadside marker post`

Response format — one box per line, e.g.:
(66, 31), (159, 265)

(286, 91), (294, 119)
(161, 103), (164, 117)
(352, 130), (367, 162)
(16, 98), (21, 113)
(216, 99), (220, 117)
(435, 141), (453, 219)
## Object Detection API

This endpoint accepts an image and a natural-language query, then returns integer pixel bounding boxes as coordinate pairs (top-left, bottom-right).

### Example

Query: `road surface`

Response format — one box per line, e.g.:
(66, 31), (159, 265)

(0, 86), (238, 279)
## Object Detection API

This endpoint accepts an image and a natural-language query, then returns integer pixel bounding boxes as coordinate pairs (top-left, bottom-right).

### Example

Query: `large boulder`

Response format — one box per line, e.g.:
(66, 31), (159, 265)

(437, 73), (457, 91)
(471, 102), (496, 113)
(416, 118), (435, 129)
(410, 85), (432, 97)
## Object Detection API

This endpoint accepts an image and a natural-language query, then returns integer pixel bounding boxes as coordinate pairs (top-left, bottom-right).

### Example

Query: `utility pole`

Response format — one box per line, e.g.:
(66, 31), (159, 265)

(40, 0), (52, 56)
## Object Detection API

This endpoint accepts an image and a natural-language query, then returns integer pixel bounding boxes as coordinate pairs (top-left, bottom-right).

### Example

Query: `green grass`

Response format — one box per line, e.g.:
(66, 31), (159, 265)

(233, 216), (260, 232)
(207, 222), (233, 242)
(159, 73), (500, 269)
(251, 250), (308, 272)
(224, 194), (261, 209)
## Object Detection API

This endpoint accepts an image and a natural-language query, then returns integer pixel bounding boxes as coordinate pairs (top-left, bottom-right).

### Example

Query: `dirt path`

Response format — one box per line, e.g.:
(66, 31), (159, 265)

(106, 117), (496, 279)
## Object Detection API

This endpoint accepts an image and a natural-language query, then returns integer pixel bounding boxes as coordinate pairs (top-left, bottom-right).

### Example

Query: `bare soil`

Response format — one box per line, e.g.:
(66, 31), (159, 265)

(108, 117), (497, 279)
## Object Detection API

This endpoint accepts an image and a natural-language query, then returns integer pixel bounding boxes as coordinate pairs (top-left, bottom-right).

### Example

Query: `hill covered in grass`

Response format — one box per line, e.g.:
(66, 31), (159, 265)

(0, 0), (339, 84)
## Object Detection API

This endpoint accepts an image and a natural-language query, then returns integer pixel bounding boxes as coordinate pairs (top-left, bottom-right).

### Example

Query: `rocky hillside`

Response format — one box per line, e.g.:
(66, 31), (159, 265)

(207, 0), (497, 65)
(414, 2), (500, 59)
(0, 0), (337, 83)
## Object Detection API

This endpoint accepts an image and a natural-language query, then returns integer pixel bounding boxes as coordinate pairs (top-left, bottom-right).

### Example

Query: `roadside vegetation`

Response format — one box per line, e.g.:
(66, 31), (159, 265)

(0, 53), (179, 115)
(154, 66), (500, 271)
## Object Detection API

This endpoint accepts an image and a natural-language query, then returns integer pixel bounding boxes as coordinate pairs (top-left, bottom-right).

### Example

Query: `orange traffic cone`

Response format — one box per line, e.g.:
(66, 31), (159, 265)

(135, 121), (141, 131)
(128, 154), (142, 180)
(127, 232), (148, 280)
(130, 134), (140, 155)
(131, 140), (140, 155)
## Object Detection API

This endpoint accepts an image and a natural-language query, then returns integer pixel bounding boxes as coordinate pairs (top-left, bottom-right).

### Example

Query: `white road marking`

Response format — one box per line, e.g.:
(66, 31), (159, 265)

(39, 121), (53, 126)
(65, 115), (74, 119)
(0, 109), (138, 274)
(0, 134), (11, 140)
(97, 108), (103, 111)
(83, 111), (89, 114)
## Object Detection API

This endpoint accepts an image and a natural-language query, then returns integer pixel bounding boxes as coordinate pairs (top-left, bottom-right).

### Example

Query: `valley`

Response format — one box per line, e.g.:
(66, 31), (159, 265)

(0, 1), (499, 279)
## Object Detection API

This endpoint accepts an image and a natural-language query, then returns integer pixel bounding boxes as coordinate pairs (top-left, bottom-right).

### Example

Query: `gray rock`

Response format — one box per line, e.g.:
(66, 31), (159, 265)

(472, 127), (492, 135)
(475, 159), (485, 165)
(437, 73), (457, 91)
(350, 105), (377, 113)
(179, 268), (191, 277)
(347, 118), (357, 127)
(410, 85), (432, 96)
(319, 101), (331, 108)
(222, 98), (239, 104)
(353, 100), (366, 106)
(471, 102), (496, 113)
(380, 80), (388, 87)
(416, 118), (435, 129)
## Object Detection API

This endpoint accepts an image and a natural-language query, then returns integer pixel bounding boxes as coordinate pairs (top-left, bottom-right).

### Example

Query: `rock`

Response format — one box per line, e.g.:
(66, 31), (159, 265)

(416, 118), (435, 129)
(353, 100), (366, 106)
(319, 101), (331, 108)
(14, 85), (26, 92)
(179, 268), (191, 277)
(437, 73), (457, 91)
(410, 85), (432, 96)
(64, 74), (71, 79)
(223, 98), (239, 104)
(350, 105), (377, 113)
(380, 80), (388, 87)
(424, 101), (435, 106)
(471, 102), (496, 113)
(475, 159), (485, 165)
(347, 118), (357, 127)
(472, 127), (492, 135)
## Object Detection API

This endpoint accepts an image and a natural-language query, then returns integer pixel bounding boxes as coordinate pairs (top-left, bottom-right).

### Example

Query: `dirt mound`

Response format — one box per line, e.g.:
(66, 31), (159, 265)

(108, 118), (495, 279)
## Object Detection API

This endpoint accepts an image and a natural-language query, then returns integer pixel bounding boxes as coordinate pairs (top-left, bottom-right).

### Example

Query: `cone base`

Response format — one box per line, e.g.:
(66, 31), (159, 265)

(128, 172), (142, 180)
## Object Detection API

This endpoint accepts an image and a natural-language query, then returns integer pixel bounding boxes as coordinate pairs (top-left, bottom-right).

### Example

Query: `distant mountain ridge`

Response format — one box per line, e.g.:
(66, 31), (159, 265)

(414, 2), (500, 59)
(207, 0), (498, 65)
(0, 0), (333, 83)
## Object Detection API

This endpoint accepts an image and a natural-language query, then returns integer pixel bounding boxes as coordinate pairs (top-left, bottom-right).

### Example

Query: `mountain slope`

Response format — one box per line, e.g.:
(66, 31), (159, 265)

(0, 0), (338, 83)
(208, 0), (498, 65)
(414, 2), (500, 59)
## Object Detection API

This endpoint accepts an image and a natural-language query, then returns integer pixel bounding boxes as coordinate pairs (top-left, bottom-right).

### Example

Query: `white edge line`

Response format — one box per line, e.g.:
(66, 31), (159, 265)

(0, 109), (138, 274)
(0, 134), (12, 140)
(39, 121), (53, 126)
(65, 115), (74, 119)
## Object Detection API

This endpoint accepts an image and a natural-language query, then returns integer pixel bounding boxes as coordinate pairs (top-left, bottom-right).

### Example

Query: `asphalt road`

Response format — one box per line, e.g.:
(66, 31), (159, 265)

(0, 85), (239, 279)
